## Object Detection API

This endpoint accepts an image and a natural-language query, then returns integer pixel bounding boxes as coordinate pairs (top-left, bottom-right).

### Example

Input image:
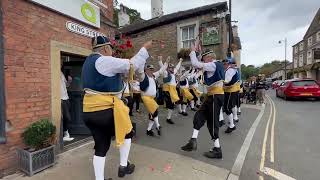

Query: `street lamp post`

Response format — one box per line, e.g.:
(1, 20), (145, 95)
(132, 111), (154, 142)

(279, 38), (287, 80)
(227, 0), (232, 58)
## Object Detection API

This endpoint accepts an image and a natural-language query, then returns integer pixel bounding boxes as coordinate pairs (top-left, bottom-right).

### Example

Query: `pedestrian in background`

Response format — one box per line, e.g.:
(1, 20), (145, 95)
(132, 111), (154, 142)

(256, 74), (266, 106)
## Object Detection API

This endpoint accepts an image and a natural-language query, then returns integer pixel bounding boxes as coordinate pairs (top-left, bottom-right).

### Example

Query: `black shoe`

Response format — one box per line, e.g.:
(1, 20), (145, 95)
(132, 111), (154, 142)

(178, 111), (183, 115)
(219, 120), (225, 127)
(118, 162), (135, 178)
(196, 104), (200, 108)
(203, 147), (222, 159)
(146, 130), (154, 136)
(181, 138), (197, 151)
(191, 108), (197, 111)
(157, 126), (162, 136)
(225, 126), (236, 134)
(105, 178), (112, 180)
(234, 119), (239, 123)
(237, 112), (241, 115)
(182, 112), (188, 116)
(166, 119), (175, 124)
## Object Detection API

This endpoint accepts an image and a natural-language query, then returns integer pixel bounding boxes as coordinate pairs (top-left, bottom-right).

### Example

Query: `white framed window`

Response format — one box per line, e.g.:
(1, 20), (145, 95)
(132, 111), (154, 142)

(299, 42), (304, 51)
(308, 37), (313, 46)
(181, 25), (196, 48)
(317, 31), (320, 42)
(307, 50), (313, 64)
(294, 57), (298, 68)
(299, 54), (304, 67)
(177, 21), (199, 51)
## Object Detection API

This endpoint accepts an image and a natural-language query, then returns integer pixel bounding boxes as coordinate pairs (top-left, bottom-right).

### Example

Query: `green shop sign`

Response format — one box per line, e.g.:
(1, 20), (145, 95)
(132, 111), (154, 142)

(201, 23), (220, 45)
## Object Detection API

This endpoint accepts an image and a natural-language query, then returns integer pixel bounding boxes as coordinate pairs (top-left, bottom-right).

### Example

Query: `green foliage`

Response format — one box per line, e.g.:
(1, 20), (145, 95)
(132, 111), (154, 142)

(22, 119), (56, 150)
(241, 64), (259, 80)
(113, 3), (142, 27)
(177, 48), (191, 60)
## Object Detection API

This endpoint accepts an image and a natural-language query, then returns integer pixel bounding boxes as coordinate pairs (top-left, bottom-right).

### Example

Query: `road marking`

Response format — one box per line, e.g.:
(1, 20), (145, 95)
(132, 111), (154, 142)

(270, 97), (276, 163)
(263, 167), (296, 180)
(259, 96), (273, 180)
(230, 102), (266, 177)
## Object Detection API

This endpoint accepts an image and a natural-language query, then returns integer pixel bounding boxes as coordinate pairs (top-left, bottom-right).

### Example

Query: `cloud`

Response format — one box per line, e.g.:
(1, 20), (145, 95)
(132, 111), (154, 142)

(117, 0), (320, 66)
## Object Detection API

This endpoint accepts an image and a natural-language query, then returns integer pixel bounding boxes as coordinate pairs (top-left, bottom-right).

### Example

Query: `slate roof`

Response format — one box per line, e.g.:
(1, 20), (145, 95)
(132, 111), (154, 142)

(304, 8), (320, 39)
(120, 2), (228, 34)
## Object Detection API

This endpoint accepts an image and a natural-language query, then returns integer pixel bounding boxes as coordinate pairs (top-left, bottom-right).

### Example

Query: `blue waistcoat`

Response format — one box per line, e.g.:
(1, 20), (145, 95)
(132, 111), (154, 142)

(204, 61), (225, 86)
(225, 68), (240, 86)
(82, 53), (123, 92)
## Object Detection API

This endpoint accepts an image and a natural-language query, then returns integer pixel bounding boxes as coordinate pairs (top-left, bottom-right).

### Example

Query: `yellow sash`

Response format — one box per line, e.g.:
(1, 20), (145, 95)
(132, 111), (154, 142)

(123, 93), (130, 97)
(224, 82), (241, 93)
(191, 87), (202, 98)
(83, 94), (133, 147)
(163, 84), (180, 103)
(207, 86), (224, 95)
(180, 88), (194, 103)
(141, 96), (159, 114)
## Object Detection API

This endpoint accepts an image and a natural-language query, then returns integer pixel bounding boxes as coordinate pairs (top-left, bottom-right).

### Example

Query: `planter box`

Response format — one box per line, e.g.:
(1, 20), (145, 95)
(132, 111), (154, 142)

(16, 145), (56, 176)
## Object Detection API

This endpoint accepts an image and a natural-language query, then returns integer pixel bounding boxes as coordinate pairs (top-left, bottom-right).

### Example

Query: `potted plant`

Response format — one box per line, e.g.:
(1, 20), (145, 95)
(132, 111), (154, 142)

(17, 119), (56, 176)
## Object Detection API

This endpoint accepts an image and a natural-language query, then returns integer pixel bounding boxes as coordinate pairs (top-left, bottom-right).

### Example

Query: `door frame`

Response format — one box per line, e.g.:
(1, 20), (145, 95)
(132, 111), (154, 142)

(50, 41), (91, 150)
(0, 4), (6, 144)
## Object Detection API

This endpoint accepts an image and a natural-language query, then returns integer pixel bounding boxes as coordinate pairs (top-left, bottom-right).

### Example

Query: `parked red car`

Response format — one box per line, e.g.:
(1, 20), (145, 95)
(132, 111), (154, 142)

(276, 79), (320, 100)
(272, 80), (283, 89)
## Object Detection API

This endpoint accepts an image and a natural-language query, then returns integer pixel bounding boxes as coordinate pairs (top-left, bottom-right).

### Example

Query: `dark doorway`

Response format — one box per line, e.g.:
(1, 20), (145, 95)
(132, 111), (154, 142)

(61, 53), (91, 145)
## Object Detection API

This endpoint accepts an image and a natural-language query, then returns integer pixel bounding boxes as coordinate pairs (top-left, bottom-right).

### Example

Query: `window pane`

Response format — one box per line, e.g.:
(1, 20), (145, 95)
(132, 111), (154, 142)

(182, 28), (188, 41)
(189, 27), (195, 39)
(182, 41), (189, 48)
(292, 80), (317, 87)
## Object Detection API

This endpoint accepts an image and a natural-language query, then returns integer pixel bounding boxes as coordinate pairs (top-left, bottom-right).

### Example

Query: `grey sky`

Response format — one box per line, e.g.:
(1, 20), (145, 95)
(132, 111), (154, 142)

(117, 0), (320, 66)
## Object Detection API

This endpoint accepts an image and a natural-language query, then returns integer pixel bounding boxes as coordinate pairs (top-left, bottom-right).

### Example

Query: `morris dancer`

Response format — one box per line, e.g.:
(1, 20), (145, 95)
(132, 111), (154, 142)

(223, 59), (241, 133)
(82, 36), (152, 180)
(140, 58), (168, 137)
(177, 67), (194, 116)
(161, 58), (183, 124)
(181, 47), (225, 159)
(188, 68), (202, 109)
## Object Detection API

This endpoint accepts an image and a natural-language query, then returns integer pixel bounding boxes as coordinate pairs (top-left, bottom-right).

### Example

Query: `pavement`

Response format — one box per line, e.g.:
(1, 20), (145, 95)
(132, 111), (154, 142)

(5, 90), (320, 180)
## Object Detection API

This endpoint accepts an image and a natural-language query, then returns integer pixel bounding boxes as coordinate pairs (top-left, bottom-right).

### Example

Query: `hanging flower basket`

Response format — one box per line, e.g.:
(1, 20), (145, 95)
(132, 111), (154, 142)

(111, 35), (135, 59)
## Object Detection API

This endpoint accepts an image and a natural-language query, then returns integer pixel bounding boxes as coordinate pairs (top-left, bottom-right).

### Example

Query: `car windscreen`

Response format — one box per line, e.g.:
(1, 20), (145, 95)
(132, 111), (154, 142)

(292, 80), (317, 87)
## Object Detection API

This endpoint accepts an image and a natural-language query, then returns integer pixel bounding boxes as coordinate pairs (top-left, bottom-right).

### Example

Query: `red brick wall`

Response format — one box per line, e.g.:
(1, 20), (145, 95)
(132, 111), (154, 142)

(0, 0), (115, 172)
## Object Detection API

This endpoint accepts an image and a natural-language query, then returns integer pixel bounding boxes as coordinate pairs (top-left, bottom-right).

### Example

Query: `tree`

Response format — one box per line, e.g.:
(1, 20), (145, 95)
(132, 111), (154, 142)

(113, 2), (142, 27)
(241, 64), (259, 80)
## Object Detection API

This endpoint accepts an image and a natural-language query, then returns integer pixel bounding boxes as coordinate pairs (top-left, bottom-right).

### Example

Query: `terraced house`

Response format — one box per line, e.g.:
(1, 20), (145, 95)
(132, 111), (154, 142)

(292, 8), (320, 81)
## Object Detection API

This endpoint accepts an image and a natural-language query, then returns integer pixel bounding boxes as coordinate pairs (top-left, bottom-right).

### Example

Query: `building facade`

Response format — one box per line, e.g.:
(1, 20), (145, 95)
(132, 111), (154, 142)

(270, 63), (293, 81)
(120, 2), (241, 69)
(292, 8), (320, 81)
(0, 0), (115, 174)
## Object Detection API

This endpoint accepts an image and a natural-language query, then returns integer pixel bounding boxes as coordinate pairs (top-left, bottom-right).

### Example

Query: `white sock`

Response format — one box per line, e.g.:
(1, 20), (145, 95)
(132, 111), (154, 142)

(147, 120), (154, 131)
(154, 116), (160, 128)
(93, 156), (105, 180)
(177, 104), (182, 113)
(197, 99), (201, 105)
(167, 109), (173, 119)
(228, 114), (235, 128)
(190, 101), (195, 109)
(214, 139), (220, 148)
(219, 108), (224, 121)
(119, 139), (131, 167)
(238, 107), (241, 113)
(192, 129), (199, 139)
(182, 104), (187, 112)
(232, 107), (238, 120)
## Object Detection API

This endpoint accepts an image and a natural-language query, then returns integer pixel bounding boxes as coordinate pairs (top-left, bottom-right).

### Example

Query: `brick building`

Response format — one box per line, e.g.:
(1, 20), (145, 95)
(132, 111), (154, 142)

(120, 2), (241, 68)
(0, 0), (115, 174)
(292, 8), (320, 81)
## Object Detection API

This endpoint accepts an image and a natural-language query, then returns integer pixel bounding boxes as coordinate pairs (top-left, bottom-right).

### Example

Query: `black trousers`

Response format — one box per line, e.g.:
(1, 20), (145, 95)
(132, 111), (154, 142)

(83, 109), (134, 157)
(61, 100), (71, 132)
(224, 92), (237, 115)
(148, 109), (159, 120)
(128, 93), (141, 114)
(193, 94), (224, 140)
(236, 91), (241, 108)
(163, 91), (175, 109)
(190, 88), (199, 103)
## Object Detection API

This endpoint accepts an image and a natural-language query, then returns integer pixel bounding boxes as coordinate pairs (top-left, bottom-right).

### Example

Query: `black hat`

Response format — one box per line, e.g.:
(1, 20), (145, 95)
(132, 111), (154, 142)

(146, 64), (155, 70)
(202, 49), (214, 57)
(92, 36), (112, 49)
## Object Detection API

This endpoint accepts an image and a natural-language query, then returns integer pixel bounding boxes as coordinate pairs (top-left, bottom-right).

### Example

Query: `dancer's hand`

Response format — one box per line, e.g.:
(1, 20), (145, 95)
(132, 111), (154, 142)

(143, 40), (153, 50)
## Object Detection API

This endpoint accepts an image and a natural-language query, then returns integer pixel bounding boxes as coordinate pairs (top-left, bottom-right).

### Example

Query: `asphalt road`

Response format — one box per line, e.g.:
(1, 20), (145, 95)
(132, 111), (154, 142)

(131, 90), (320, 180)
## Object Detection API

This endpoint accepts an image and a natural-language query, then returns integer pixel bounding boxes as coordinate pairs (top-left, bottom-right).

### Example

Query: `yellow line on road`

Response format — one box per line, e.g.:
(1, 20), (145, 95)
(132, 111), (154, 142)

(270, 97), (276, 163)
(263, 167), (296, 180)
(259, 95), (274, 180)
(259, 96), (273, 172)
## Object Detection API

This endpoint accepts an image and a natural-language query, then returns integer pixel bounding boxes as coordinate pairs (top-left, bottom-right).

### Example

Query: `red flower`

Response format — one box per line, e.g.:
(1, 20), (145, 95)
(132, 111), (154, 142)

(120, 45), (126, 49)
